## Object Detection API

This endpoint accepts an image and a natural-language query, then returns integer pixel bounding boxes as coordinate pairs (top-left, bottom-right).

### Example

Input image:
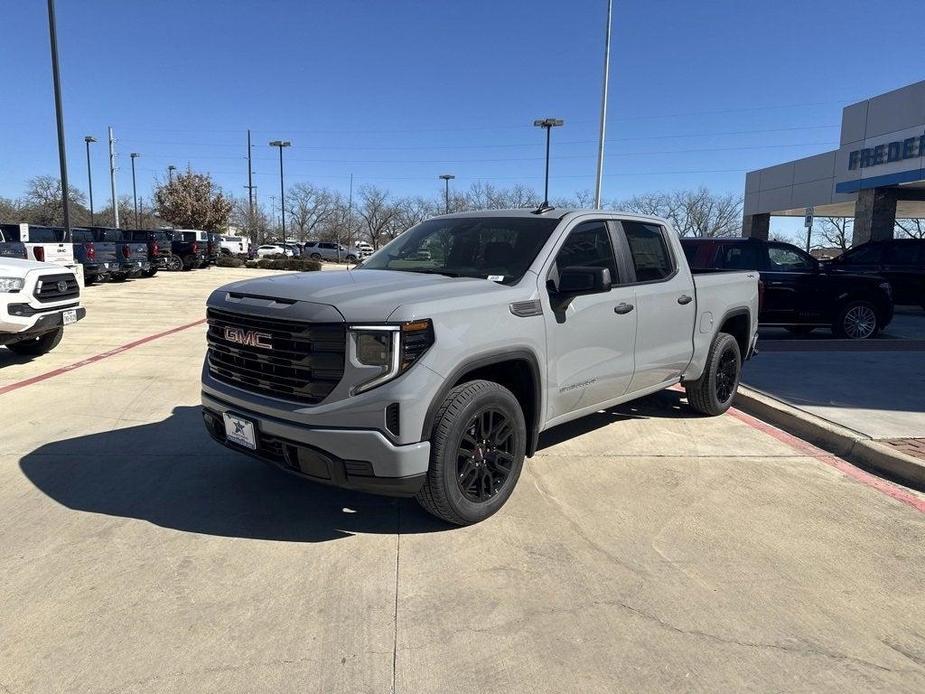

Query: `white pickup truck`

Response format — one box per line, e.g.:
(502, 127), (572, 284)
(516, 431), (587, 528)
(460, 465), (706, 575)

(202, 209), (760, 524)
(0, 257), (85, 356)
(0, 223), (77, 272)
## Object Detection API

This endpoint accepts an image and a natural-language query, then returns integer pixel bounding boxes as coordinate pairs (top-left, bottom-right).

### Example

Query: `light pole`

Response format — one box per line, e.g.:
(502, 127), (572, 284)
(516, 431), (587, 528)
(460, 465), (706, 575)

(269, 140), (291, 238)
(130, 153), (141, 228)
(533, 118), (564, 207)
(593, 0), (614, 209)
(47, 0), (72, 240)
(439, 174), (455, 214)
(84, 135), (97, 225)
(167, 165), (176, 183)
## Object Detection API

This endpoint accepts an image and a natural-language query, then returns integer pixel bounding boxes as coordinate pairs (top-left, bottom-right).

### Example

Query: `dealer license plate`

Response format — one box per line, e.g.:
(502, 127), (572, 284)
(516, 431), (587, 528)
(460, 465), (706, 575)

(62, 309), (77, 326)
(223, 412), (257, 450)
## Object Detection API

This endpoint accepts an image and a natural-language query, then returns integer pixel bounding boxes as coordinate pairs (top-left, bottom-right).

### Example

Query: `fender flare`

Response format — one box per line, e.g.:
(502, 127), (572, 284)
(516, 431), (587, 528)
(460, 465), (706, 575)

(421, 348), (544, 456)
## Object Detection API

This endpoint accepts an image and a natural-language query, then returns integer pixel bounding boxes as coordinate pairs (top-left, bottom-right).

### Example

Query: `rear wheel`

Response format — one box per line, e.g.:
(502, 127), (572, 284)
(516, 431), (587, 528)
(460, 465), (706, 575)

(833, 300), (878, 339)
(165, 255), (183, 272)
(346, 254), (358, 263)
(685, 332), (741, 416)
(7, 327), (64, 356)
(416, 380), (526, 526)
(310, 252), (322, 260)
(141, 268), (158, 278)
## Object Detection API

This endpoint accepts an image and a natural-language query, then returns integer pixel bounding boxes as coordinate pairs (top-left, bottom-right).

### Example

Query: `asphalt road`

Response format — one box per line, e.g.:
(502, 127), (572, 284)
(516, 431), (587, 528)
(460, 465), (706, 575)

(1, 268), (923, 693)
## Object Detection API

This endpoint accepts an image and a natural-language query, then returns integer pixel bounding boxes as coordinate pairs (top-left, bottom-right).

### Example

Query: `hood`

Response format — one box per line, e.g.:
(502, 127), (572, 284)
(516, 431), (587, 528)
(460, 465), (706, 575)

(0, 256), (64, 275)
(216, 269), (513, 322)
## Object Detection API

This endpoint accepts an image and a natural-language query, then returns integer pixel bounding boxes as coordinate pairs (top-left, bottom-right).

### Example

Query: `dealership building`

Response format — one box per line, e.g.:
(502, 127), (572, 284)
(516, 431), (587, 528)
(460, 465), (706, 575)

(743, 81), (925, 245)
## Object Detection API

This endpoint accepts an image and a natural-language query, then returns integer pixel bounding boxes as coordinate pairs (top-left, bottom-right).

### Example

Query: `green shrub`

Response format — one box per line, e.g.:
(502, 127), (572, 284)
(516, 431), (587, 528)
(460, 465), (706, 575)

(216, 255), (245, 268)
(254, 257), (322, 272)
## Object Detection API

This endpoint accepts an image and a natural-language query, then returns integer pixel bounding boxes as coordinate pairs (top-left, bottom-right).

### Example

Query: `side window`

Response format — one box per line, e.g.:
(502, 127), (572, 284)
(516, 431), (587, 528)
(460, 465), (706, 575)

(720, 244), (761, 270)
(621, 221), (673, 282)
(885, 242), (922, 265)
(768, 245), (814, 271)
(843, 244), (882, 265)
(554, 221), (618, 283)
(319, 242), (336, 249)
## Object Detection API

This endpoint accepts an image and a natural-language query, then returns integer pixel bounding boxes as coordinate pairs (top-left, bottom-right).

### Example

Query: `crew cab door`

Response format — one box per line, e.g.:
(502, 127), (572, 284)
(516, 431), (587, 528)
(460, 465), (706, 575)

(882, 241), (924, 305)
(761, 243), (824, 324)
(616, 220), (696, 393)
(542, 219), (637, 423)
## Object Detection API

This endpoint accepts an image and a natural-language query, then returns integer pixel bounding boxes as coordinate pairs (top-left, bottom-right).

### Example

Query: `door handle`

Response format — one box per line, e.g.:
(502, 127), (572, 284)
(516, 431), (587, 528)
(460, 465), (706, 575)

(614, 302), (634, 315)
(677, 294), (693, 305)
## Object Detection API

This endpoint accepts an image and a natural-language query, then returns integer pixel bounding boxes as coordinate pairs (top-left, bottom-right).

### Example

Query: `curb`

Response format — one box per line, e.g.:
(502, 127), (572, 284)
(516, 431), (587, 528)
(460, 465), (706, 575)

(734, 385), (925, 489)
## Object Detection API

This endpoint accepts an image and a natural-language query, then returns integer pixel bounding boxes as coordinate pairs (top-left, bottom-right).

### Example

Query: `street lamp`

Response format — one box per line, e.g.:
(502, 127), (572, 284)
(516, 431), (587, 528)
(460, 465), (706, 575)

(130, 153), (141, 228)
(533, 118), (564, 207)
(167, 164), (176, 183)
(439, 174), (455, 214)
(269, 140), (291, 237)
(84, 135), (97, 225)
(47, 0), (72, 240)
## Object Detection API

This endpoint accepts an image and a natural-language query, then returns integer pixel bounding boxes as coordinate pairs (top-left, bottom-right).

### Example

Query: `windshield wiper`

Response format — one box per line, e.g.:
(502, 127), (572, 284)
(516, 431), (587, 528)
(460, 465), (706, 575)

(394, 268), (462, 278)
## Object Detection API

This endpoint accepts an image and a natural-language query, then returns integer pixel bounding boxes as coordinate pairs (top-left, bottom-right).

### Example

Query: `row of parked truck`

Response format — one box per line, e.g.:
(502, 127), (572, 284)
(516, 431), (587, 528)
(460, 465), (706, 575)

(0, 224), (225, 283)
(0, 223), (224, 357)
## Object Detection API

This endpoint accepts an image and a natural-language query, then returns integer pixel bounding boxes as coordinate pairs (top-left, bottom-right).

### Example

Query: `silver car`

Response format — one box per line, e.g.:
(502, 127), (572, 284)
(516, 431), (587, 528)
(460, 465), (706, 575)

(302, 241), (360, 262)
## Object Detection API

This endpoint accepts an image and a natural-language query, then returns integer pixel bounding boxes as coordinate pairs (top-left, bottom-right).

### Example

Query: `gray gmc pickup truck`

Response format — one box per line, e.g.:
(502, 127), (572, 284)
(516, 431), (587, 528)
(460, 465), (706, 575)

(202, 209), (759, 524)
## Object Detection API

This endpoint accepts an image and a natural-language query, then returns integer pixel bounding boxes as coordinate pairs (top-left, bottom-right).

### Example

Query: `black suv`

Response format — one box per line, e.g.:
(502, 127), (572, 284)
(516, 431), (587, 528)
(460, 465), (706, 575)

(825, 238), (925, 309)
(683, 237), (894, 339)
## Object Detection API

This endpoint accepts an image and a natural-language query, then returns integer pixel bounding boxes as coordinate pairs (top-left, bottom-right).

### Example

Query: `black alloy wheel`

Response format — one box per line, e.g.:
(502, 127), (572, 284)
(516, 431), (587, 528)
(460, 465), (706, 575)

(715, 347), (738, 403)
(456, 407), (516, 503)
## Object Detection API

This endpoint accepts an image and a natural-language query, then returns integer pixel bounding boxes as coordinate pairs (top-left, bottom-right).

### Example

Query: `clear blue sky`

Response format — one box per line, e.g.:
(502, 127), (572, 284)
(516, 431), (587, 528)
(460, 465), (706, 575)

(3, 0), (924, 223)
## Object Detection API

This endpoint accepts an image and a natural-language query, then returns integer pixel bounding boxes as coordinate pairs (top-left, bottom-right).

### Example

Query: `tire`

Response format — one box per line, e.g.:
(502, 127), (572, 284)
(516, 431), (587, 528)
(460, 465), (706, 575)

(346, 254), (357, 263)
(182, 255), (196, 271)
(110, 273), (127, 282)
(142, 268), (158, 278)
(785, 326), (815, 335)
(833, 300), (878, 339)
(685, 332), (741, 416)
(165, 255), (182, 272)
(416, 380), (526, 526)
(310, 253), (322, 260)
(7, 327), (64, 356)
(84, 274), (96, 286)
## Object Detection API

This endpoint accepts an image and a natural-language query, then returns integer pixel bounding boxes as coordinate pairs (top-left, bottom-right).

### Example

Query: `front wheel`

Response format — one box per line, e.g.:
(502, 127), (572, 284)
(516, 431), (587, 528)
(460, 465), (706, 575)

(142, 268), (158, 278)
(7, 327), (64, 356)
(165, 255), (183, 272)
(416, 380), (526, 526)
(833, 300), (878, 339)
(310, 252), (322, 260)
(685, 332), (741, 416)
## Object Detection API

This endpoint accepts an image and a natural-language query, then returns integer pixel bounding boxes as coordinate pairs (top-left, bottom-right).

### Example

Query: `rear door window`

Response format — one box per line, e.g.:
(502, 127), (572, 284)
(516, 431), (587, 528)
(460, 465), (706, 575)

(719, 244), (762, 270)
(621, 221), (674, 282)
(767, 245), (815, 271)
(885, 242), (923, 265)
(842, 244), (883, 265)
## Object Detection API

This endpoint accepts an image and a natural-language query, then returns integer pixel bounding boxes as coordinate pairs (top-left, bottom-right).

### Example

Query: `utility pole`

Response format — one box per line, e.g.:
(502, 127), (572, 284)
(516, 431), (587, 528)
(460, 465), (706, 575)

(593, 0), (614, 209)
(46, 0), (71, 240)
(439, 174), (455, 214)
(130, 152), (140, 228)
(108, 126), (119, 228)
(347, 173), (354, 265)
(84, 136), (97, 225)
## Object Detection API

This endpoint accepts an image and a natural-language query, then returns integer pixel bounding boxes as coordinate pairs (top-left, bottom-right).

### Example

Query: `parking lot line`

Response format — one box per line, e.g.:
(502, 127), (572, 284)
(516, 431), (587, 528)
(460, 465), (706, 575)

(728, 406), (925, 513)
(0, 318), (206, 397)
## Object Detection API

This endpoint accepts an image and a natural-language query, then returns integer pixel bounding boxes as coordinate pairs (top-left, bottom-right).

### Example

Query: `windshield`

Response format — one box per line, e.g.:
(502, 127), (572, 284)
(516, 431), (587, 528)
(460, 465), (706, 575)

(28, 227), (63, 242)
(358, 216), (560, 284)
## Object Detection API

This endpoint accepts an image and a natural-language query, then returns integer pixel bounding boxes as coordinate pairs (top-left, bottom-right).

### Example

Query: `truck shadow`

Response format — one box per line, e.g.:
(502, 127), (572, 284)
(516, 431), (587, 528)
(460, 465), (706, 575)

(19, 406), (448, 543)
(537, 388), (697, 450)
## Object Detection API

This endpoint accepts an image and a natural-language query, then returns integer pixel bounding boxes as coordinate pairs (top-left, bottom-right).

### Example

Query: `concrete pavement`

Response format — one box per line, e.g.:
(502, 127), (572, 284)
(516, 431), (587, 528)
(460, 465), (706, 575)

(1, 269), (923, 693)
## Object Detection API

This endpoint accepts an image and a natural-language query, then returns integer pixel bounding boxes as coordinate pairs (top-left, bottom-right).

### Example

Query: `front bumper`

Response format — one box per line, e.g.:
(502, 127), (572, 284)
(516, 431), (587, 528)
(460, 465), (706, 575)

(201, 391), (430, 497)
(0, 306), (86, 345)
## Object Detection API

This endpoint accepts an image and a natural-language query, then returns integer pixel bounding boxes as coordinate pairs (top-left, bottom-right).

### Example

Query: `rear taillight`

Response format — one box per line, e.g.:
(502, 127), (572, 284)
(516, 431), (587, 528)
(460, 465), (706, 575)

(192, 242), (199, 253)
(152, 242), (160, 255)
(87, 242), (96, 261)
(34, 247), (45, 262)
(121, 245), (130, 258)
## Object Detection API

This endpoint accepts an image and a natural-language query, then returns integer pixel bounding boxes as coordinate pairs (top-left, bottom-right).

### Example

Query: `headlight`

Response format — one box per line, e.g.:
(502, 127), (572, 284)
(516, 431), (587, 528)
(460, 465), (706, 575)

(349, 319), (434, 394)
(0, 277), (24, 292)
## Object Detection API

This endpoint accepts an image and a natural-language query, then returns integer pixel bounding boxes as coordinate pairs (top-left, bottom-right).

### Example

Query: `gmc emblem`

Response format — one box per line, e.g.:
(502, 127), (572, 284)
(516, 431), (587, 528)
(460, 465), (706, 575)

(224, 326), (273, 349)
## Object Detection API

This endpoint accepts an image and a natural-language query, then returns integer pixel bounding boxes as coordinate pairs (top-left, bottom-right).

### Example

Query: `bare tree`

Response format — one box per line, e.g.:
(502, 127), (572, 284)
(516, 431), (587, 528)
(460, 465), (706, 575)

(463, 182), (539, 210)
(357, 186), (399, 249)
(616, 188), (741, 237)
(0, 196), (25, 223)
(21, 175), (87, 226)
(817, 217), (852, 250)
(394, 196), (437, 233)
(895, 218), (925, 239)
(286, 183), (337, 243)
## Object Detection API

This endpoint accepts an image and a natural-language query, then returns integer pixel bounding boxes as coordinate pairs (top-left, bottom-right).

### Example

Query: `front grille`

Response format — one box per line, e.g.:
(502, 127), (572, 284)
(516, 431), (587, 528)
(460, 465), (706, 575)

(34, 273), (79, 303)
(206, 307), (346, 404)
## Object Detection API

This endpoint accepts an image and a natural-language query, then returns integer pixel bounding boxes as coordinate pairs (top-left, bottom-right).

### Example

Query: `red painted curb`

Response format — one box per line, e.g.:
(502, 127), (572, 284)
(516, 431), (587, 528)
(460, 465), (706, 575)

(0, 318), (207, 396)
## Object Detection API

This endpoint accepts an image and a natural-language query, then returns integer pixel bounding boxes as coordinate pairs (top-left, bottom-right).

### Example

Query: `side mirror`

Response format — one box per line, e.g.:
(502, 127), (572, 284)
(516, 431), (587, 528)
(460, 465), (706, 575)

(552, 266), (611, 309)
(558, 266), (611, 295)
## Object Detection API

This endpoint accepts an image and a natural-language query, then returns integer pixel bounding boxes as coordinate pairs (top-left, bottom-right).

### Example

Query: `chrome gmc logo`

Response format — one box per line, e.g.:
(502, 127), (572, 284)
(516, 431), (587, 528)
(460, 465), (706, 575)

(224, 326), (273, 349)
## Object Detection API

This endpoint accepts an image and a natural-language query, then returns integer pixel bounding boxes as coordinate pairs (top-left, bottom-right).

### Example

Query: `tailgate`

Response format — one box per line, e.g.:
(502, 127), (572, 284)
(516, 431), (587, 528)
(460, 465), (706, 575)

(31, 242), (75, 266)
(130, 243), (149, 261)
